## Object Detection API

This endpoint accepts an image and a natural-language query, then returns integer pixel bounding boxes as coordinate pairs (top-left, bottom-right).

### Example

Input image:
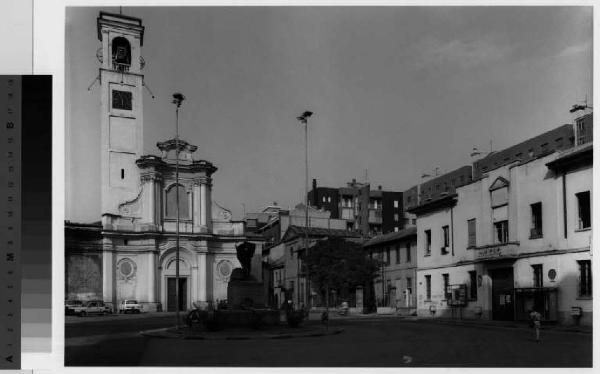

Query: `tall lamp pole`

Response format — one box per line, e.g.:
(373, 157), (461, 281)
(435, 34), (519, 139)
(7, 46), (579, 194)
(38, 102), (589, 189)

(297, 111), (313, 309)
(172, 92), (185, 329)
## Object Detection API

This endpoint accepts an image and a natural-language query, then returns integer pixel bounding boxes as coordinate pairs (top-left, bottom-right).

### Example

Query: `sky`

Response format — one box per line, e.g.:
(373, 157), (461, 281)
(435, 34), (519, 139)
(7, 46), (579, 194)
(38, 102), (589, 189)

(66, 6), (592, 223)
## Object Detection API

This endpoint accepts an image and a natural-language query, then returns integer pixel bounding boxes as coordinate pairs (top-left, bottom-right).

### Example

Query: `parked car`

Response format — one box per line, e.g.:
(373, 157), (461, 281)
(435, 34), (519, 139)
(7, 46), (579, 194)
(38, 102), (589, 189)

(119, 299), (142, 314)
(73, 300), (111, 317)
(65, 300), (83, 315)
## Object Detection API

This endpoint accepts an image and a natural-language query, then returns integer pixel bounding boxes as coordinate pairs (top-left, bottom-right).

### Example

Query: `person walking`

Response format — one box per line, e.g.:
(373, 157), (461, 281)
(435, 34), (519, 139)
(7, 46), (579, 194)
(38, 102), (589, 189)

(529, 309), (542, 342)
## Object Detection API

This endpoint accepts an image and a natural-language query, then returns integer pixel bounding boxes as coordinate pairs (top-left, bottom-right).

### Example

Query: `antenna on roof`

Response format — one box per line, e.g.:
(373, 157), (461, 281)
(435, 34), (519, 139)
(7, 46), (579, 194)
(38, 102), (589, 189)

(570, 93), (593, 113)
(471, 140), (494, 158)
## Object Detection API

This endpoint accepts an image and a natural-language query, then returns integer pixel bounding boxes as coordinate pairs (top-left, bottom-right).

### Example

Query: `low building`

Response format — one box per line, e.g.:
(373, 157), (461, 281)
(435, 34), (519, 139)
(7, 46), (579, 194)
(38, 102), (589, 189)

(409, 122), (592, 325)
(270, 226), (362, 309)
(363, 227), (417, 315)
(252, 203), (351, 308)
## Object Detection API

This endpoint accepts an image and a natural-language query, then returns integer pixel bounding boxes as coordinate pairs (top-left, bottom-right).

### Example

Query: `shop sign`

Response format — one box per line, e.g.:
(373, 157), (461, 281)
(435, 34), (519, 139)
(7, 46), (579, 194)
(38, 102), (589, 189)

(476, 244), (518, 260)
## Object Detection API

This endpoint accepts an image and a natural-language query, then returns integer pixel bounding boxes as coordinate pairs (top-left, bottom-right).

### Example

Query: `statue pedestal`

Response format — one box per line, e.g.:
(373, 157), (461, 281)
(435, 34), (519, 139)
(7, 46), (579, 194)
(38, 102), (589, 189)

(227, 279), (265, 309)
(226, 268), (265, 309)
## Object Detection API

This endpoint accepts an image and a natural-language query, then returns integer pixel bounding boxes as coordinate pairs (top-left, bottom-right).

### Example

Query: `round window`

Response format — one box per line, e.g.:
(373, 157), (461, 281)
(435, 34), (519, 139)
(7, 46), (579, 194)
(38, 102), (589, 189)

(548, 269), (557, 281)
(217, 260), (233, 278)
(118, 258), (136, 279)
(121, 261), (132, 276)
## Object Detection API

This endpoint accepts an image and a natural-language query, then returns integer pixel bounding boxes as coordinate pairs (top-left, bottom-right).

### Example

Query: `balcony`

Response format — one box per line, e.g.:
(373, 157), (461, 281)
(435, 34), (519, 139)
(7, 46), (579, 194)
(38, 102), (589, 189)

(112, 60), (131, 72)
(474, 242), (520, 261)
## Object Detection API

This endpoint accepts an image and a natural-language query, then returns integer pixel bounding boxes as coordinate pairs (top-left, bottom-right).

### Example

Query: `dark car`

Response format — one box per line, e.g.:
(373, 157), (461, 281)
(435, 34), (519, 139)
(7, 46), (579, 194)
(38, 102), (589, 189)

(73, 300), (111, 316)
(65, 300), (83, 315)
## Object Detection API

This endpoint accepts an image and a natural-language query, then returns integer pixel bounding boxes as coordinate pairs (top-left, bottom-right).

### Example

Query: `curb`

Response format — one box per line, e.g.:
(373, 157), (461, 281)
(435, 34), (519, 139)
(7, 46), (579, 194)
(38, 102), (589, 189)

(406, 318), (593, 334)
(140, 327), (344, 340)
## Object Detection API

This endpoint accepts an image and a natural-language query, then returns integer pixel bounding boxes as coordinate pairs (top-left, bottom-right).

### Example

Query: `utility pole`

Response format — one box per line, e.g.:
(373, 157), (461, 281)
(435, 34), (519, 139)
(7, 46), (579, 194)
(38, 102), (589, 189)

(172, 92), (185, 329)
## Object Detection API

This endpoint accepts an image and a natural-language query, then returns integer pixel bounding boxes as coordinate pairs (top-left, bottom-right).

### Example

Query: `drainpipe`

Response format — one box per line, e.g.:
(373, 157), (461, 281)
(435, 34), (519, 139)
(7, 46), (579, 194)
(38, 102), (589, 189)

(296, 244), (300, 308)
(450, 205), (455, 256)
(381, 253), (385, 307)
(562, 172), (567, 239)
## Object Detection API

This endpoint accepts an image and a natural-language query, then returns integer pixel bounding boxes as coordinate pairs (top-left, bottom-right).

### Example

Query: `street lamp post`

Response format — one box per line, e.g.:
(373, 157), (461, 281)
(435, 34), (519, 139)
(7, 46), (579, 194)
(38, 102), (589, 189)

(172, 92), (185, 329)
(297, 111), (313, 310)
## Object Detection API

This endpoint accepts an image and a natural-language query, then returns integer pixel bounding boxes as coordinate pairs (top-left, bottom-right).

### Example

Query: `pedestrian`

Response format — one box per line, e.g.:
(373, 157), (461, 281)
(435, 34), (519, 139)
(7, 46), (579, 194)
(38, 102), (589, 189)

(529, 309), (542, 342)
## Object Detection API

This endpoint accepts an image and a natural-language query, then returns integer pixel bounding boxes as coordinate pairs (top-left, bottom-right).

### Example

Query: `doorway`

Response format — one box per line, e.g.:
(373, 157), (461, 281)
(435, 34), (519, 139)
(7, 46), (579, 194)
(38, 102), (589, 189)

(490, 267), (514, 321)
(167, 277), (187, 312)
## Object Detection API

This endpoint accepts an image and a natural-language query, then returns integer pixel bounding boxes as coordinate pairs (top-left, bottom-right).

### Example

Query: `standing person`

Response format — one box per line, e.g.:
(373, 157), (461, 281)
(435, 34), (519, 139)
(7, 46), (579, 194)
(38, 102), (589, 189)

(529, 309), (542, 342)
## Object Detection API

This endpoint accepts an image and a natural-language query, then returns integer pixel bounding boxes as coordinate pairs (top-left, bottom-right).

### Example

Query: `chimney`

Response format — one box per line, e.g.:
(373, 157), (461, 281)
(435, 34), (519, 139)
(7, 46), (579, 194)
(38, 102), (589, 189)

(378, 185), (382, 191)
(312, 178), (318, 206)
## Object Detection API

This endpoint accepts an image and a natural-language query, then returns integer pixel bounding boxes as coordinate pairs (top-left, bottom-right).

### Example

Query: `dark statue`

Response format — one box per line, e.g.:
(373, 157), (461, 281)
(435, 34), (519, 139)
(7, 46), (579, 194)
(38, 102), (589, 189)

(235, 241), (256, 278)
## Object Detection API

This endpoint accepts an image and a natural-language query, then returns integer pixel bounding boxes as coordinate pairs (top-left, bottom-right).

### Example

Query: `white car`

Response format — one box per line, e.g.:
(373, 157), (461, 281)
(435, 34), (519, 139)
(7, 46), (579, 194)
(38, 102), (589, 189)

(119, 300), (142, 314)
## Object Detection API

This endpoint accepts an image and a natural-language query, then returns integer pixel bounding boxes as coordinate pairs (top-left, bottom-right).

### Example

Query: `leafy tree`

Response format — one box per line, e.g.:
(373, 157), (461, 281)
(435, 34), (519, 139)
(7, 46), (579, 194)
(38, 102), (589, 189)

(304, 237), (380, 309)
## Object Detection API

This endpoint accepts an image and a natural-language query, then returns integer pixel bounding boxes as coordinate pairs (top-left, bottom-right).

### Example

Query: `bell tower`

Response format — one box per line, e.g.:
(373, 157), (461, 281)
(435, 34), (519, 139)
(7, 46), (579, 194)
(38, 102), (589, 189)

(97, 11), (145, 217)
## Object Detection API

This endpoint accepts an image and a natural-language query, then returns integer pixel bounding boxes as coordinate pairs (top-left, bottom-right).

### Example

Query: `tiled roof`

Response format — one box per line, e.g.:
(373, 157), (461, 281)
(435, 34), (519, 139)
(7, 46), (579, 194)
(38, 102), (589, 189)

(363, 227), (417, 248)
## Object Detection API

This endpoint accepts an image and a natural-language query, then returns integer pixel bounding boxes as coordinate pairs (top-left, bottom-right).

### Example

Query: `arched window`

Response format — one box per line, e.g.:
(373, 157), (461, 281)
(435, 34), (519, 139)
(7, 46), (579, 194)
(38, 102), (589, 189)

(165, 184), (189, 219)
(111, 37), (131, 71)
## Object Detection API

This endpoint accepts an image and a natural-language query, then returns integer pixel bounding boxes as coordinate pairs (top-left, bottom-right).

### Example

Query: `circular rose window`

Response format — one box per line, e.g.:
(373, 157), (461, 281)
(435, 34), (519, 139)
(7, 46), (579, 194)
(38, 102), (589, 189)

(118, 258), (136, 280)
(217, 260), (233, 279)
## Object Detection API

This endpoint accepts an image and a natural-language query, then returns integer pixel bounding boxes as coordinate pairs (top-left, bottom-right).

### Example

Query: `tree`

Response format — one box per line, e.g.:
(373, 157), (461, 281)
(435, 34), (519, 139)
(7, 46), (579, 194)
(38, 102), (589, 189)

(304, 237), (380, 309)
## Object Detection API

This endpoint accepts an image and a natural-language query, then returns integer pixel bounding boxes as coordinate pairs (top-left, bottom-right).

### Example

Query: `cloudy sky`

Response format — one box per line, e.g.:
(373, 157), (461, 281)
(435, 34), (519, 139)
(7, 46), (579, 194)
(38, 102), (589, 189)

(66, 6), (592, 223)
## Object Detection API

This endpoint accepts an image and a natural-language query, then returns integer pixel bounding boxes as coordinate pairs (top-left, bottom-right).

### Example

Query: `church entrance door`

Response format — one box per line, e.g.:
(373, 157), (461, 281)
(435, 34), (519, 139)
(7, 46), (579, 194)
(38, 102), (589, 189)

(167, 277), (187, 312)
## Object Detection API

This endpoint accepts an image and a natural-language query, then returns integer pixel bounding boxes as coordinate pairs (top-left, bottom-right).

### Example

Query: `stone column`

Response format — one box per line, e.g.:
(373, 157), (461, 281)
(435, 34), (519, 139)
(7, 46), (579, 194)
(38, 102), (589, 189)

(205, 180), (212, 231)
(154, 177), (162, 229)
(148, 251), (156, 303)
(102, 240), (115, 309)
(198, 252), (207, 302)
(193, 183), (201, 232)
(140, 173), (161, 229)
(200, 183), (207, 227)
(148, 178), (155, 225)
(191, 263), (198, 306)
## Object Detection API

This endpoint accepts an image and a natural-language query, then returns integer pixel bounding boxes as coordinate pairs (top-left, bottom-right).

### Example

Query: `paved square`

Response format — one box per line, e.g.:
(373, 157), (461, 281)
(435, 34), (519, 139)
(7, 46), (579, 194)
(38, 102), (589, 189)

(65, 315), (592, 367)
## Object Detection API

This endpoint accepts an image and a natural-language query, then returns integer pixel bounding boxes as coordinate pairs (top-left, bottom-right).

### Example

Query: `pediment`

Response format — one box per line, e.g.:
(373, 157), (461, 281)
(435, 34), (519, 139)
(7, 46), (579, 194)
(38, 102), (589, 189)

(489, 176), (509, 191)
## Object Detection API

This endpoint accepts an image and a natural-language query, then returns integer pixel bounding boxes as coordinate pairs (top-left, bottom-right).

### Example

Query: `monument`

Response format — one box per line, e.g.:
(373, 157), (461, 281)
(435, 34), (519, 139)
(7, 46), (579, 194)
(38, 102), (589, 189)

(227, 242), (265, 308)
(185, 241), (279, 329)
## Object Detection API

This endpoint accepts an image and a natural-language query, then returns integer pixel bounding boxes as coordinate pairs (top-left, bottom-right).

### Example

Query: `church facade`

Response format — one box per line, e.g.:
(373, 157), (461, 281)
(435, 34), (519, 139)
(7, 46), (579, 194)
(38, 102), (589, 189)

(65, 11), (261, 312)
